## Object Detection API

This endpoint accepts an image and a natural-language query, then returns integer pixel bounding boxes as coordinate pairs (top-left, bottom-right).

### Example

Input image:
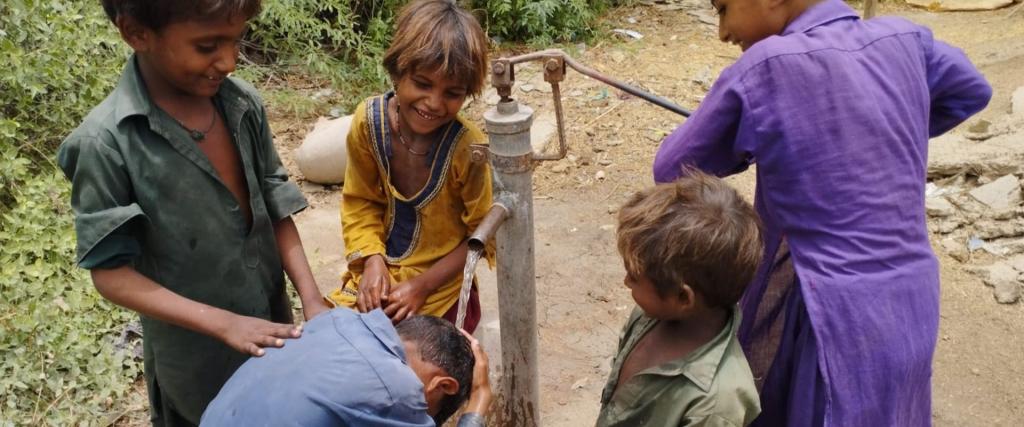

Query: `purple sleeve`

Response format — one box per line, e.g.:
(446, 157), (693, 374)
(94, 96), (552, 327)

(652, 67), (753, 183)
(925, 38), (992, 137)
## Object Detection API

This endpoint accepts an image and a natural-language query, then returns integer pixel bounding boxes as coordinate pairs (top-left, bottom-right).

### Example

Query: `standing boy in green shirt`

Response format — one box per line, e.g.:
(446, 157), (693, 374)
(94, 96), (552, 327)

(57, 1), (330, 425)
(598, 172), (763, 426)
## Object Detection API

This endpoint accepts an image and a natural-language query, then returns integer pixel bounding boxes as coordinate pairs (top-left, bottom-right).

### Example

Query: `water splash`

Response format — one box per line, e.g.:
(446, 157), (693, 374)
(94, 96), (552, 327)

(456, 247), (485, 329)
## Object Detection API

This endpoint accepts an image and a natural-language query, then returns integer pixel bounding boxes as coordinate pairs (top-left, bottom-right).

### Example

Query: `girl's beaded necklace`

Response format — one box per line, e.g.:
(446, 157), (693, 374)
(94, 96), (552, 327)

(392, 103), (429, 156)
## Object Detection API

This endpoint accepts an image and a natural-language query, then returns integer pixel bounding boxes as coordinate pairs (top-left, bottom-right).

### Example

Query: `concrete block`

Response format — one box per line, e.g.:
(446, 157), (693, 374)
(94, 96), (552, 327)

(969, 174), (1021, 210)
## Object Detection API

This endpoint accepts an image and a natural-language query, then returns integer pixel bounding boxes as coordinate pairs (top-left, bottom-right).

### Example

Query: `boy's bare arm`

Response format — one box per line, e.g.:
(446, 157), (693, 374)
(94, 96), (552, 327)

(273, 216), (331, 320)
(384, 240), (469, 322)
(91, 267), (301, 356)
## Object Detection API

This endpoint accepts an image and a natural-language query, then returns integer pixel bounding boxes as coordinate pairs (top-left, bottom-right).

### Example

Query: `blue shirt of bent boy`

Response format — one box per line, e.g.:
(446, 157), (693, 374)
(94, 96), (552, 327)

(201, 309), (434, 426)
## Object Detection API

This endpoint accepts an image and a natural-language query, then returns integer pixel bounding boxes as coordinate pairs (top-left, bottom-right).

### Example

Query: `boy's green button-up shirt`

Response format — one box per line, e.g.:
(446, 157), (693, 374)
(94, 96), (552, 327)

(596, 307), (761, 427)
(57, 57), (307, 424)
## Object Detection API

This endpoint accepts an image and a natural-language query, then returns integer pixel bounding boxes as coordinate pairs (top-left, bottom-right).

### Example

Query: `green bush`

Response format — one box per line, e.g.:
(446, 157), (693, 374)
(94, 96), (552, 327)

(0, 145), (142, 425)
(468, 0), (624, 45)
(239, 0), (400, 107)
(0, 0), (126, 162)
(1, 3), (139, 424)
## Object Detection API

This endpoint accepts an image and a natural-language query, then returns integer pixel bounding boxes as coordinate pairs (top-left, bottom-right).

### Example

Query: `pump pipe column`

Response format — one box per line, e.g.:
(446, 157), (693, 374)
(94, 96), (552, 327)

(484, 97), (539, 427)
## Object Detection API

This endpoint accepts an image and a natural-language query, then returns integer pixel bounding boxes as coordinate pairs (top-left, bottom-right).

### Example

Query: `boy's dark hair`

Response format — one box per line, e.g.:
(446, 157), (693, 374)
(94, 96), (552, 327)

(617, 170), (763, 309)
(100, 0), (262, 31)
(395, 315), (475, 425)
(383, 0), (489, 96)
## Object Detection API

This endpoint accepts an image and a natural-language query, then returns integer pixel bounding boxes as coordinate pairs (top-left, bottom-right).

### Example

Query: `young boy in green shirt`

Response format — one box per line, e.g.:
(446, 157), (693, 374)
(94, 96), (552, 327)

(597, 172), (763, 426)
(57, 1), (329, 425)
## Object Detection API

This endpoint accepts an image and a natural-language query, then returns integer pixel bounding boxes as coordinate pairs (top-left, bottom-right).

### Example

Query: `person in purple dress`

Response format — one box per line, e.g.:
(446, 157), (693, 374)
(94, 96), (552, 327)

(653, 0), (991, 425)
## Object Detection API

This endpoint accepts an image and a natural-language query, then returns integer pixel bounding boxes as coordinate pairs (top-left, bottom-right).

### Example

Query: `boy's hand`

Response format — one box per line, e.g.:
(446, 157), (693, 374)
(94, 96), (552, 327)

(357, 255), (391, 312)
(383, 279), (431, 323)
(218, 314), (302, 357)
(301, 298), (331, 321)
(460, 329), (493, 416)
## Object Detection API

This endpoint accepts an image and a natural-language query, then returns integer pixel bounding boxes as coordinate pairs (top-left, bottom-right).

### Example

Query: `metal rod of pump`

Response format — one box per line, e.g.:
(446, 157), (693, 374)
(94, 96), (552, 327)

(484, 100), (540, 427)
(497, 49), (692, 117)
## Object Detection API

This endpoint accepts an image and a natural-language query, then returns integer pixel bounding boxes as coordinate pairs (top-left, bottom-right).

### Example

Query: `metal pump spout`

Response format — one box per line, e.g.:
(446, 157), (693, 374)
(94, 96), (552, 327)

(468, 201), (511, 251)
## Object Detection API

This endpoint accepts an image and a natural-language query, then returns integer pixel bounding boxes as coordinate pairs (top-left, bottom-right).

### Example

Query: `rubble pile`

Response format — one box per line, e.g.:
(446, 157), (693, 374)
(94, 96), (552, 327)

(927, 90), (1024, 303)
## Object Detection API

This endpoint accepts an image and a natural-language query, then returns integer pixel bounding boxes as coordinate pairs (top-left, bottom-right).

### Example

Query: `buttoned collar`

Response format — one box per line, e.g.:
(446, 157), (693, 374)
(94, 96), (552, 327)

(110, 55), (253, 126)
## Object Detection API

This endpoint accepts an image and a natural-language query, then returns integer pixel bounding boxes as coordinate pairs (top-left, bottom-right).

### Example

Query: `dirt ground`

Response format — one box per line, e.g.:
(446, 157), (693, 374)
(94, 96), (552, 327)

(114, 2), (1024, 425)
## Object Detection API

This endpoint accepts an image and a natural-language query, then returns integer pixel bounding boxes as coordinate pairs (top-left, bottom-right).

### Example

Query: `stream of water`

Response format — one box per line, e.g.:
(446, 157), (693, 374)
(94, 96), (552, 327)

(455, 247), (485, 329)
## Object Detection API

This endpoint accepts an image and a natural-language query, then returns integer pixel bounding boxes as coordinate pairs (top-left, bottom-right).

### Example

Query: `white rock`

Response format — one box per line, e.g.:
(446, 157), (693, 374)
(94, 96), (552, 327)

(969, 174), (1022, 210)
(968, 262), (1017, 285)
(1005, 254), (1024, 273)
(973, 219), (1024, 239)
(906, 0), (1014, 11)
(928, 132), (1024, 179)
(595, 170), (606, 180)
(935, 218), (962, 234)
(970, 262), (1024, 303)
(925, 196), (956, 217)
(295, 115), (351, 185)
(989, 237), (1024, 256)
(994, 280), (1021, 304)
(1013, 86), (1024, 118)
(531, 112), (558, 155)
(940, 238), (969, 262)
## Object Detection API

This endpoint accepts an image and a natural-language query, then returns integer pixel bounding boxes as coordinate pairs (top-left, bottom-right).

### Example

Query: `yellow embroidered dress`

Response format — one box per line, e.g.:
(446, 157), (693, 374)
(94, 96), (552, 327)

(328, 93), (494, 316)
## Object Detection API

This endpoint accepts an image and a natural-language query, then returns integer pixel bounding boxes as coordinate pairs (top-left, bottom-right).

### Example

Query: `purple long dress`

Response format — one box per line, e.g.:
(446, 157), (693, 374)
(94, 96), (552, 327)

(652, 1), (991, 425)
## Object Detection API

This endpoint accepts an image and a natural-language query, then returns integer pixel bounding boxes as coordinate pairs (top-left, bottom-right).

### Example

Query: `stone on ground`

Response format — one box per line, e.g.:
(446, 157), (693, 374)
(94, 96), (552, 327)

(968, 174), (1021, 210)
(973, 219), (1024, 239)
(907, 0), (1014, 11)
(295, 115), (351, 185)
(531, 112), (559, 155)
(1013, 86), (1024, 118)
(928, 132), (1024, 179)
(926, 196), (957, 217)
(993, 280), (1021, 304)
(967, 262), (1017, 284)
(968, 262), (1022, 304)
(940, 237), (969, 262)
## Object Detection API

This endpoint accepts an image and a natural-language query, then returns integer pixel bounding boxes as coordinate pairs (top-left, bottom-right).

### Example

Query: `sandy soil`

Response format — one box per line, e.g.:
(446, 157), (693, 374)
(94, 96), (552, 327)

(114, 2), (1024, 425)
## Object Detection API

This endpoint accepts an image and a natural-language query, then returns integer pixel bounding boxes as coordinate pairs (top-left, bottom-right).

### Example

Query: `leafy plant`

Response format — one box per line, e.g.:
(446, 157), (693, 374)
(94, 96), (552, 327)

(0, 0), (126, 161)
(468, 0), (624, 45)
(240, 0), (402, 113)
(0, 144), (142, 425)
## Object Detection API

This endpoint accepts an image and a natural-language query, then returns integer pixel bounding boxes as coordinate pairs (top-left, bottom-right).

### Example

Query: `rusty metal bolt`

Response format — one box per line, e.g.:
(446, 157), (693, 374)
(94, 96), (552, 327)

(469, 145), (488, 164)
(545, 59), (559, 72)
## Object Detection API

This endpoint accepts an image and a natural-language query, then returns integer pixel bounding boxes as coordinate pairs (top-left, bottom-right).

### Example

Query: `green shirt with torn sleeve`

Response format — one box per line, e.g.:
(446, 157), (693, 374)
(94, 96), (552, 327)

(57, 57), (307, 425)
